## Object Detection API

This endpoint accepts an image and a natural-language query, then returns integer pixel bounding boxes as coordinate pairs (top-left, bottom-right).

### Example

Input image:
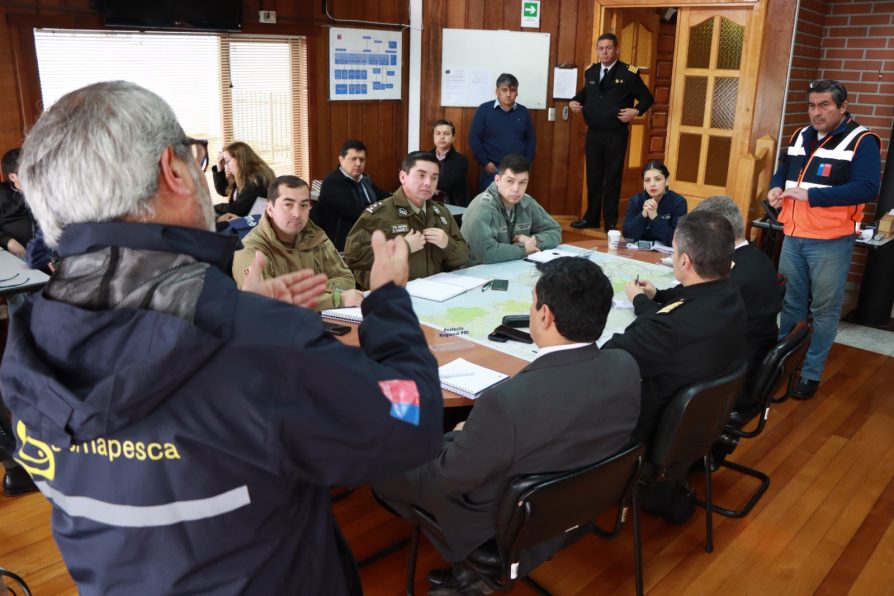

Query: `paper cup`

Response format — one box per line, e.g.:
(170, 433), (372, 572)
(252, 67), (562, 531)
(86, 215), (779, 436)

(860, 227), (874, 241)
(607, 229), (622, 249)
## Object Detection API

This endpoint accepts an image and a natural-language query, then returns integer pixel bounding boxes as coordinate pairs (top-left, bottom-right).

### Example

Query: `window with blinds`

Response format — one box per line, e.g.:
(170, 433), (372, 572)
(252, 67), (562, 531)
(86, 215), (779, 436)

(33, 29), (309, 190)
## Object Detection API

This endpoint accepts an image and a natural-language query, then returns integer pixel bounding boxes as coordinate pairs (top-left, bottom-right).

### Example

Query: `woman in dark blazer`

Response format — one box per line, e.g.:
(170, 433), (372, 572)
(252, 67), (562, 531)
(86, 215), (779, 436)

(212, 141), (275, 220)
(622, 160), (687, 246)
(430, 119), (470, 207)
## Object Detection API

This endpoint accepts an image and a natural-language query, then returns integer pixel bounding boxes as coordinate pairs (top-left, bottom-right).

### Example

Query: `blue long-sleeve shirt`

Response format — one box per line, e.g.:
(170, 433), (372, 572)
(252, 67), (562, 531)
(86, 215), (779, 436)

(468, 100), (536, 167)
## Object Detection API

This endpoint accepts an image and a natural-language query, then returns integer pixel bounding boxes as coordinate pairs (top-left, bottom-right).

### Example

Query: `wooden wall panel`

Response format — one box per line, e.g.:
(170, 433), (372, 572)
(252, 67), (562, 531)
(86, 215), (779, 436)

(0, 0), (408, 192)
(420, 0), (595, 216)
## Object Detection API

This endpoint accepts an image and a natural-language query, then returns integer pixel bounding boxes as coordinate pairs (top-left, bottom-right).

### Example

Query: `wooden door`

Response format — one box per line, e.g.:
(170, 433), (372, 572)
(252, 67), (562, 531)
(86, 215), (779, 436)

(665, 8), (758, 207)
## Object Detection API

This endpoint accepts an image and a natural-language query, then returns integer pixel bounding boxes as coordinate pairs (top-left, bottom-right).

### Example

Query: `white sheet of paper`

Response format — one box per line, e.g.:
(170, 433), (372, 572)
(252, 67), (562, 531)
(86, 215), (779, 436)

(552, 67), (578, 99)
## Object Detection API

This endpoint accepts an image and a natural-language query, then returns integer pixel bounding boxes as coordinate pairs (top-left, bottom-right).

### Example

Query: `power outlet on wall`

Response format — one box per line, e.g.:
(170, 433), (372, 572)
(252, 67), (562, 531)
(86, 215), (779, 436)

(259, 10), (277, 24)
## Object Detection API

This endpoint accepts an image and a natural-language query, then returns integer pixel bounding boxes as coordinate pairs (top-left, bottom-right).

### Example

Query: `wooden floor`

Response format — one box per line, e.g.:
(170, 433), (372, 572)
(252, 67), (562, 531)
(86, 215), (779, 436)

(3, 342), (893, 594)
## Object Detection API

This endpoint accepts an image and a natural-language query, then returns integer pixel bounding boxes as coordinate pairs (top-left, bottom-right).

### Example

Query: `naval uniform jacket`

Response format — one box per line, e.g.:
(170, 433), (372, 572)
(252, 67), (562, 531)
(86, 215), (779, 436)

(572, 60), (654, 133)
(603, 278), (747, 442)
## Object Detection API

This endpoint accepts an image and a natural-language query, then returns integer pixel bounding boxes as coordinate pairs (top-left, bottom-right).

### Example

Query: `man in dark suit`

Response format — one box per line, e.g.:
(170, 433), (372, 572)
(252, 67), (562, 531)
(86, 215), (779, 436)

(693, 196), (781, 406)
(311, 139), (389, 250)
(373, 257), (641, 594)
(570, 32), (654, 232)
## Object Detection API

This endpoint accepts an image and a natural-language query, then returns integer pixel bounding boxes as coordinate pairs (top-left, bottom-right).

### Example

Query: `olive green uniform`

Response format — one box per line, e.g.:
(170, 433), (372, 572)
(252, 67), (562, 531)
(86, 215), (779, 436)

(232, 213), (356, 310)
(343, 188), (470, 289)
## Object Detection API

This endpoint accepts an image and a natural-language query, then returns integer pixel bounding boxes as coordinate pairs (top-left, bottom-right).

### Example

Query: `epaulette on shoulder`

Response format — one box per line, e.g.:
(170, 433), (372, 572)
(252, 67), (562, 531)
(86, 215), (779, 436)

(656, 298), (685, 315)
(366, 201), (384, 214)
(628, 64), (639, 74)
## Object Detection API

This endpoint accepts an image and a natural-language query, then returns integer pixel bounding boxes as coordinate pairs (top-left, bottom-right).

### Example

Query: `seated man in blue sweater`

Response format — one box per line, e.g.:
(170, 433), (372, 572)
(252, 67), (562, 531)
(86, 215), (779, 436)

(468, 73), (536, 192)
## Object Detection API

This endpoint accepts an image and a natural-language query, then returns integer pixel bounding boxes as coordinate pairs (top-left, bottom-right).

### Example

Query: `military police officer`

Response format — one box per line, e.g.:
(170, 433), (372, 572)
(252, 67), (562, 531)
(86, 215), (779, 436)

(344, 151), (470, 289)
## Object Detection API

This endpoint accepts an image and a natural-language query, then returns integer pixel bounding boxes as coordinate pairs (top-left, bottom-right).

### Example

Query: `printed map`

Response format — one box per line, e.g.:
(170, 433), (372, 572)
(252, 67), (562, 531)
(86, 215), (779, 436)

(411, 245), (678, 361)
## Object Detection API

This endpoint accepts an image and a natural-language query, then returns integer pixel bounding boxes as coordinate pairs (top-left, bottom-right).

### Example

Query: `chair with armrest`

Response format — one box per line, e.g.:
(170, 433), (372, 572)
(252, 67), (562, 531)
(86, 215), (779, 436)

(403, 442), (646, 596)
(645, 363), (747, 553)
(707, 320), (812, 518)
(0, 567), (32, 596)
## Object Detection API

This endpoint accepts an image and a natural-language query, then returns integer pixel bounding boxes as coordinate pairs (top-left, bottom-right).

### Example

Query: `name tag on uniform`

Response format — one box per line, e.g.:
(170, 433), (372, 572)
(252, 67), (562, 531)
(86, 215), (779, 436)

(391, 224), (409, 234)
(515, 223), (531, 233)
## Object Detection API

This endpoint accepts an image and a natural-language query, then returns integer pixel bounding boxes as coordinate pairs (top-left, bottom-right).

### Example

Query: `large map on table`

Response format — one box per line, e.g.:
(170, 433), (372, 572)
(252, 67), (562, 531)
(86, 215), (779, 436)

(411, 245), (677, 362)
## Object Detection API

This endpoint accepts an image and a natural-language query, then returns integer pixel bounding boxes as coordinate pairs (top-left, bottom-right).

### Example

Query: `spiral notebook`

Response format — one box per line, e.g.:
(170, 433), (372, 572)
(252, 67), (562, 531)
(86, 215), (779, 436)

(321, 307), (363, 324)
(438, 358), (509, 399)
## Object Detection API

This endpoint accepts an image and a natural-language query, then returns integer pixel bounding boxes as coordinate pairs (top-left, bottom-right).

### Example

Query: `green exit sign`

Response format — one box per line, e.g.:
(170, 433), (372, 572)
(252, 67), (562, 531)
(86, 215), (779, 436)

(521, 0), (540, 28)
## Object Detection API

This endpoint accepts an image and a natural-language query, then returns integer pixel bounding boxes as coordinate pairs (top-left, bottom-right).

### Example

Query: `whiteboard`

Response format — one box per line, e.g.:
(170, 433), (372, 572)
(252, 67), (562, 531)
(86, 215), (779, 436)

(440, 29), (550, 110)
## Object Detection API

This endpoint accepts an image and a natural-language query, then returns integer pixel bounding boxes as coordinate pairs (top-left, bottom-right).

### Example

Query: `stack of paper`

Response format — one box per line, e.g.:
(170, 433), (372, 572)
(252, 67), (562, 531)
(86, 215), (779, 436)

(438, 358), (509, 399)
(524, 248), (582, 263)
(407, 272), (489, 302)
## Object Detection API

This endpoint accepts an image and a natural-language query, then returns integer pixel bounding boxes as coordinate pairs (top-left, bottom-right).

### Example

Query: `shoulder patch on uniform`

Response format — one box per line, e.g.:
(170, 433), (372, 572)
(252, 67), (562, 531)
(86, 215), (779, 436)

(480, 194), (494, 204)
(397, 206), (409, 217)
(439, 216), (448, 226)
(366, 201), (384, 214)
(628, 64), (638, 73)
(657, 299), (685, 315)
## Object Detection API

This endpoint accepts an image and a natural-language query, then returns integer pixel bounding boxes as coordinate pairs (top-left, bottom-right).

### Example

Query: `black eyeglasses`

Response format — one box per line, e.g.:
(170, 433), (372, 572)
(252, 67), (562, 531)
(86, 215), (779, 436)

(183, 137), (209, 172)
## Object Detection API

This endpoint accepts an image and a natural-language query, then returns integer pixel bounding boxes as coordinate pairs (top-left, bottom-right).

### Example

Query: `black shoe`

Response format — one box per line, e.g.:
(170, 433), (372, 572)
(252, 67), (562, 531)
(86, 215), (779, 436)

(427, 564), (477, 589)
(791, 378), (820, 400)
(3, 465), (38, 497)
(604, 223), (618, 232)
(570, 219), (600, 229)
(428, 576), (494, 596)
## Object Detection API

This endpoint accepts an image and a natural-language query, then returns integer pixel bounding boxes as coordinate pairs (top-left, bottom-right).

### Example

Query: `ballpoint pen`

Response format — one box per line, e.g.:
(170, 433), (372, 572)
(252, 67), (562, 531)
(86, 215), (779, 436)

(481, 280), (493, 292)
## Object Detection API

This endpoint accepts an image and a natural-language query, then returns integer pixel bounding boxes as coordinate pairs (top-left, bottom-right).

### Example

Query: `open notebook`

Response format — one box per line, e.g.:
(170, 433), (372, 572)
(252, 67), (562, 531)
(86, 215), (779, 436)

(406, 272), (489, 302)
(321, 307), (363, 324)
(438, 358), (509, 399)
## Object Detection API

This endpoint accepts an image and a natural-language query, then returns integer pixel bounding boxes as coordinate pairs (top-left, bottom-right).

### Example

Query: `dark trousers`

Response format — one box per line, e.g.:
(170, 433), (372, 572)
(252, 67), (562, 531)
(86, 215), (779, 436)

(584, 128), (629, 228)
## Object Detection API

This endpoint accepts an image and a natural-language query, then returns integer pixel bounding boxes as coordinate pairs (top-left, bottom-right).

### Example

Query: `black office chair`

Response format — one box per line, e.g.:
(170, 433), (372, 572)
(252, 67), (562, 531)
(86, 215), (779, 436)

(708, 321), (812, 518)
(645, 363), (747, 553)
(404, 443), (646, 596)
(0, 567), (32, 596)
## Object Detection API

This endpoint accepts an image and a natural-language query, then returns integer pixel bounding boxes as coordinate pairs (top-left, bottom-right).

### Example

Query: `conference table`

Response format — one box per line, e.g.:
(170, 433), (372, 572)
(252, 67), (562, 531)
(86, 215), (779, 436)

(0, 250), (49, 297)
(325, 239), (668, 407)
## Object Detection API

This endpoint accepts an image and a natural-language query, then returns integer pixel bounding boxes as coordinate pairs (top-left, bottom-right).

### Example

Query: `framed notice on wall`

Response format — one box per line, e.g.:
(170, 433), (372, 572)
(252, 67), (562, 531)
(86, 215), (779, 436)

(329, 27), (402, 101)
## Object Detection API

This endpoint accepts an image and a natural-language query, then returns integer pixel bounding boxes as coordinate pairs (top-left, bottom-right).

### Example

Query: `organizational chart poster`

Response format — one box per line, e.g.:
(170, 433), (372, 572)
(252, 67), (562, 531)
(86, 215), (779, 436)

(329, 27), (402, 101)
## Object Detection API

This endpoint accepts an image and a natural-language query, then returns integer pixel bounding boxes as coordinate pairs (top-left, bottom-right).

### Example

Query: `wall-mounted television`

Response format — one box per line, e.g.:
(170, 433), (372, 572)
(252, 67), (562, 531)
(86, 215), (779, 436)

(103, 0), (242, 33)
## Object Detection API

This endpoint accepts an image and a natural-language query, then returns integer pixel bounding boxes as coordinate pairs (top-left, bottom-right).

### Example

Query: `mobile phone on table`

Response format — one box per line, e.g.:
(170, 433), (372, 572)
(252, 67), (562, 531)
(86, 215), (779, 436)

(324, 322), (351, 336)
(490, 279), (509, 291)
